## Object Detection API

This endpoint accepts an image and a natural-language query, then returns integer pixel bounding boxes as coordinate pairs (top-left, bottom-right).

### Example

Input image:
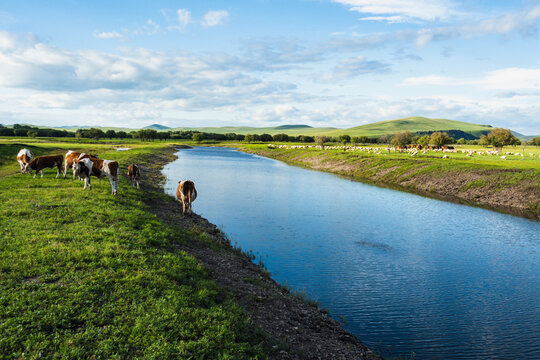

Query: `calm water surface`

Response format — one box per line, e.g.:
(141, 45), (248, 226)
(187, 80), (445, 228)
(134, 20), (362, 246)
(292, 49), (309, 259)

(163, 147), (540, 360)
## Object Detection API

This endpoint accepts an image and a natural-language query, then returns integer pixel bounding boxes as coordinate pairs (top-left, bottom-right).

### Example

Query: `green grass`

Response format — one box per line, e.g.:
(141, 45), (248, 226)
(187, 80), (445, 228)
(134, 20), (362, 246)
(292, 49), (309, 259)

(0, 140), (265, 359)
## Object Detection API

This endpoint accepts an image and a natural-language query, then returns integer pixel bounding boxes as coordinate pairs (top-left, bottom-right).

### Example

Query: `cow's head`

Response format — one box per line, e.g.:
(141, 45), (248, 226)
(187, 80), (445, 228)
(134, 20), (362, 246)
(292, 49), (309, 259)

(22, 163), (32, 174)
(72, 162), (82, 178)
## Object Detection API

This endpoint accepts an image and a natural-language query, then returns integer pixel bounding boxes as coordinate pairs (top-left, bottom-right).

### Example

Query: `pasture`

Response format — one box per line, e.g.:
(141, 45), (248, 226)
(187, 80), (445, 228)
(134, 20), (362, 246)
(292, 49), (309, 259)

(0, 139), (265, 358)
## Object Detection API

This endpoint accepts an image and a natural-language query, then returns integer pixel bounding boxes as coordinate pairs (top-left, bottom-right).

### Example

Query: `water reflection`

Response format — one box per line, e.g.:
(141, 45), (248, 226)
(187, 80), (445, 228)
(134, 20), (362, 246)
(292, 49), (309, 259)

(163, 147), (540, 360)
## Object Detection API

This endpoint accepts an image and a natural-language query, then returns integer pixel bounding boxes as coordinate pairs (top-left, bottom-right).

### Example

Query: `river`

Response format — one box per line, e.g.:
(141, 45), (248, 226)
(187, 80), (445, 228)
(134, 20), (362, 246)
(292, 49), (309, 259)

(162, 146), (540, 359)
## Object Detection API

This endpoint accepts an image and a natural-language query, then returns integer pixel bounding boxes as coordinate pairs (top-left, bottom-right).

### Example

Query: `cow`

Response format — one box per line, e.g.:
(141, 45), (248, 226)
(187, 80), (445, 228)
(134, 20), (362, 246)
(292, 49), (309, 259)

(75, 155), (118, 195)
(16, 148), (34, 174)
(23, 154), (63, 178)
(127, 164), (141, 189)
(71, 158), (93, 190)
(176, 180), (197, 215)
(64, 151), (99, 179)
(64, 150), (81, 179)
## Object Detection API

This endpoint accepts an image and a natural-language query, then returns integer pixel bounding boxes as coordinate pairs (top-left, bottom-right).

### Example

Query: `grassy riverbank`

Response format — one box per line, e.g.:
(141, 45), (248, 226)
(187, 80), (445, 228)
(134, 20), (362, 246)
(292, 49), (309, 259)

(241, 144), (540, 220)
(0, 140), (268, 358)
(0, 138), (375, 359)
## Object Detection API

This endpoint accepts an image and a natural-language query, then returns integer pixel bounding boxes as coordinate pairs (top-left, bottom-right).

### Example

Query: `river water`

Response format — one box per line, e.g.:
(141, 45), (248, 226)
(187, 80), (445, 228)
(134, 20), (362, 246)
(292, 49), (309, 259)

(162, 146), (540, 359)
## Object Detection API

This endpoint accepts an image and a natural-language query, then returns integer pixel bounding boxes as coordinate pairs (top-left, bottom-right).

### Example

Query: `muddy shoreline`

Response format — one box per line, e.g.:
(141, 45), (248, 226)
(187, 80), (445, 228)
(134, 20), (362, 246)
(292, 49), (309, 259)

(138, 146), (377, 360)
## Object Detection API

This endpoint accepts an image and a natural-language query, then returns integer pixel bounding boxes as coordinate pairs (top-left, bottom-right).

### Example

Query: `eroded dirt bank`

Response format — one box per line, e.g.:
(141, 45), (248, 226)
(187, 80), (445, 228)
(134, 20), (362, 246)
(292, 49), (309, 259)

(139, 146), (377, 360)
(243, 147), (540, 221)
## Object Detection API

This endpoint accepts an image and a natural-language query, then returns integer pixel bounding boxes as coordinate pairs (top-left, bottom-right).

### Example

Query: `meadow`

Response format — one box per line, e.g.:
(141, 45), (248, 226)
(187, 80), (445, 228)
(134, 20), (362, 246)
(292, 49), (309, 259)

(0, 139), (266, 359)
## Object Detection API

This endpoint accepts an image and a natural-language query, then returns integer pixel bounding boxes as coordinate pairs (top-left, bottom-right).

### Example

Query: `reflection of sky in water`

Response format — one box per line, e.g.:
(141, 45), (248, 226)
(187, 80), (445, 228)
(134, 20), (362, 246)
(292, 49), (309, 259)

(163, 147), (540, 360)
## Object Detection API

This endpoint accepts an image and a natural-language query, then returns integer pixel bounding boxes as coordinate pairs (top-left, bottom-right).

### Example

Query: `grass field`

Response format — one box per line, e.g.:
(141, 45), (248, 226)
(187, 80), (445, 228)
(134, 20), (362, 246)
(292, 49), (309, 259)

(0, 139), (265, 359)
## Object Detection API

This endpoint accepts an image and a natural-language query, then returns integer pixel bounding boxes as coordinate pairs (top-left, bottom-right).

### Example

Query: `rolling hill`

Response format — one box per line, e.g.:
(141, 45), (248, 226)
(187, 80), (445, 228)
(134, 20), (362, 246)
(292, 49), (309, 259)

(10, 117), (529, 139)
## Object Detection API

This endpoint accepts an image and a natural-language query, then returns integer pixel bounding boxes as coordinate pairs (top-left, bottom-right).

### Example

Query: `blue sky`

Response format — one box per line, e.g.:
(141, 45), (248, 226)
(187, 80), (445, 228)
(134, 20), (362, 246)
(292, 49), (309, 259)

(1, 0), (540, 134)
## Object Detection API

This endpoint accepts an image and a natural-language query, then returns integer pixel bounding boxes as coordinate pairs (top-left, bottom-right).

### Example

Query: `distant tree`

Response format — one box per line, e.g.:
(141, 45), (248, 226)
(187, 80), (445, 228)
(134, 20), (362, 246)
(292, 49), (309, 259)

(530, 136), (540, 146)
(192, 132), (203, 144)
(27, 130), (38, 138)
(259, 133), (273, 142)
(105, 130), (116, 139)
(273, 133), (289, 142)
(378, 134), (393, 144)
(338, 134), (351, 146)
(315, 135), (326, 149)
(87, 128), (105, 140)
(391, 131), (412, 148)
(116, 131), (128, 139)
(486, 128), (518, 150)
(479, 135), (489, 146)
(418, 135), (430, 146)
(299, 135), (314, 143)
(235, 134), (245, 141)
(457, 138), (466, 144)
(430, 132), (453, 147)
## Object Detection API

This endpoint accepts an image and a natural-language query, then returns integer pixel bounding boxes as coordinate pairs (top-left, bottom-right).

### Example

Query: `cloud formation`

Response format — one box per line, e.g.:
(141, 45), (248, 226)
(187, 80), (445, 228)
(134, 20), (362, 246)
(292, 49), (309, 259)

(202, 10), (229, 27)
(333, 0), (457, 22)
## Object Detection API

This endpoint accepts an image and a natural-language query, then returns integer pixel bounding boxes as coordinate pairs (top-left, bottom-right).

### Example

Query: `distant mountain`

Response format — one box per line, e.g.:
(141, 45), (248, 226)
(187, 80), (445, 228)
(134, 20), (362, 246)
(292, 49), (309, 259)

(273, 124), (313, 130)
(143, 124), (171, 130)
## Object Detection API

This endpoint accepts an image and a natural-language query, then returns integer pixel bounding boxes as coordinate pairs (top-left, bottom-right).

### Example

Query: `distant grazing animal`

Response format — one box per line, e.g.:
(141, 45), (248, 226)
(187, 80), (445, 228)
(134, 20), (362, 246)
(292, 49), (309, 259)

(72, 158), (93, 190)
(127, 164), (141, 189)
(176, 180), (197, 215)
(16, 148), (34, 174)
(75, 155), (118, 195)
(24, 155), (63, 178)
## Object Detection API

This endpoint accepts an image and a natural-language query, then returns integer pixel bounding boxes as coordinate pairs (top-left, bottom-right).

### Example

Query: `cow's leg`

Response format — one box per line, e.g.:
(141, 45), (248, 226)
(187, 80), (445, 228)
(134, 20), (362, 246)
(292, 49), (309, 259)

(56, 164), (60, 178)
(18, 161), (24, 174)
(83, 177), (88, 190)
(182, 200), (186, 214)
(40, 170), (44, 178)
(63, 160), (68, 179)
(136, 179), (139, 189)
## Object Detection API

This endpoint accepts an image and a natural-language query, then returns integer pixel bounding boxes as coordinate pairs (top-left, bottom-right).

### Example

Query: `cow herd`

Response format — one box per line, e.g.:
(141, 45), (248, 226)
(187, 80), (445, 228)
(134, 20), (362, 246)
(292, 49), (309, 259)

(16, 148), (197, 215)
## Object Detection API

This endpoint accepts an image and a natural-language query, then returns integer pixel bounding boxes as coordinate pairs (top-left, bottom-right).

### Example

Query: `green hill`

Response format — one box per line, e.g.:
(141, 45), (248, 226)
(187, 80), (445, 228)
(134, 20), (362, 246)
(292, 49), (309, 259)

(323, 117), (494, 138)
(169, 125), (337, 136)
(144, 124), (171, 130)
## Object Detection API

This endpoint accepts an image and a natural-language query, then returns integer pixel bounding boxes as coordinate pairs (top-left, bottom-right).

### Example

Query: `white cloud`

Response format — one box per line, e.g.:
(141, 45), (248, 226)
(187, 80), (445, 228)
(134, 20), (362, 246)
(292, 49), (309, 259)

(332, 0), (457, 22)
(202, 10), (229, 27)
(403, 67), (540, 91)
(176, 8), (192, 29)
(93, 31), (124, 40)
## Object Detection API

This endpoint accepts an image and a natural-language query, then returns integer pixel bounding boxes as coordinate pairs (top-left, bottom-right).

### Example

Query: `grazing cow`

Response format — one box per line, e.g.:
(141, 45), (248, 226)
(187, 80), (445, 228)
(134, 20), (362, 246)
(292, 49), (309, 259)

(72, 158), (93, 190)
(64, 151), (99, 179)
(75, 155), (118, 195)
(16, 148), (34, 174)
(24, 155), (63, 178)
(176, 180), (197, 215)
(64, 150), (81, 179)
(127, 164), (141, 189)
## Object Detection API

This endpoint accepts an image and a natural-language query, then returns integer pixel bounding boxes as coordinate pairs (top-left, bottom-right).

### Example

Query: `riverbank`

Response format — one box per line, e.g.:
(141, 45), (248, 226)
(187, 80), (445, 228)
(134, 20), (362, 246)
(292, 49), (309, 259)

(0, 139), (376, 359)
(241, 145), (540, 220)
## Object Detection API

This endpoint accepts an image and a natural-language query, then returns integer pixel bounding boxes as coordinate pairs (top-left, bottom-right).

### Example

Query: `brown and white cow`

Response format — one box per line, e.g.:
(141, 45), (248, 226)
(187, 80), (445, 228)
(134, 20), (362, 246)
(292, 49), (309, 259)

(74, 154), (118, 195)
(64, 151), (99, 179)
(71, 157), (93, 190)
(16, 148), (34, 174)
(127, 164), (141, 189)
(176, 180), (197, 215)
(23, 155), (63, 178)
(64, 150), (81, 179)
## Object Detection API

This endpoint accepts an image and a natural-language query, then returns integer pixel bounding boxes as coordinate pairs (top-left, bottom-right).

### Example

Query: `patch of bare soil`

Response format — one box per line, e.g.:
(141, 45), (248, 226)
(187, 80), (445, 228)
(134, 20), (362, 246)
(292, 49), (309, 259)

(139, 147), (377, 360)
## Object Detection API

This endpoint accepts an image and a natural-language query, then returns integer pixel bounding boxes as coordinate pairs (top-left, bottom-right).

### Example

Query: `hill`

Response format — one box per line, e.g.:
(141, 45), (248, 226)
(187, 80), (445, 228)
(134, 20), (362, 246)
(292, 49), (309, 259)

(144, 124), (171, 130)
(322, 117), (494, 138)
(169, 125), (336, 136)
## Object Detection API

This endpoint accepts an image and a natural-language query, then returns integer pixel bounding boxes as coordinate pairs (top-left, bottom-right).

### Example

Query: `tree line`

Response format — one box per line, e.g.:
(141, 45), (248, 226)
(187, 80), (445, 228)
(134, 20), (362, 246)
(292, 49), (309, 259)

(1, 123), (537, 149)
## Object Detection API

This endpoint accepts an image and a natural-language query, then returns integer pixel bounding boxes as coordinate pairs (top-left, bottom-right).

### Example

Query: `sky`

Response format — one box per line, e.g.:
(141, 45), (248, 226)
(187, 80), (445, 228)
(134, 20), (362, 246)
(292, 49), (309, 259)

(1, 0), (540, 134)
